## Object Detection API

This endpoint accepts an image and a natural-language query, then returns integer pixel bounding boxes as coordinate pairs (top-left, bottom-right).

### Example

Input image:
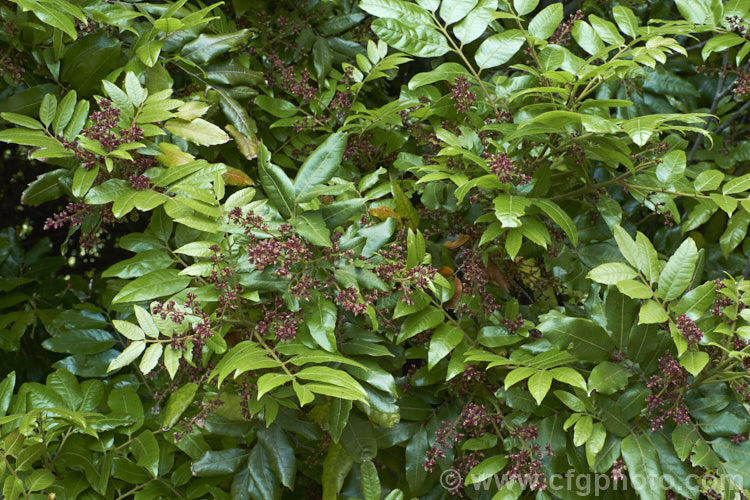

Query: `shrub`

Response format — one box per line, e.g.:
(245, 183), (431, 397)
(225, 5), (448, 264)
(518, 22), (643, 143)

(1, 0), (750, 498)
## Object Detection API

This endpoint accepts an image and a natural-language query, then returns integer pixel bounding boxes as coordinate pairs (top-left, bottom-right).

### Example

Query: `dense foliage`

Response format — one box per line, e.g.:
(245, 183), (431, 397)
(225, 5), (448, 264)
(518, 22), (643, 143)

(2, 0), (750, 498)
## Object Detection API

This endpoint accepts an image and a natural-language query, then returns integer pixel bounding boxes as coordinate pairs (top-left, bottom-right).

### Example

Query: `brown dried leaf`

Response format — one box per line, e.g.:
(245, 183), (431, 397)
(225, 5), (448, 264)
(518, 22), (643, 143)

(222, 166), (254, 186)
(437, 266), (454, 277)
(445, 276), (463, 309)
(443, 233), (470, 249)
(369, 206), (401, 221)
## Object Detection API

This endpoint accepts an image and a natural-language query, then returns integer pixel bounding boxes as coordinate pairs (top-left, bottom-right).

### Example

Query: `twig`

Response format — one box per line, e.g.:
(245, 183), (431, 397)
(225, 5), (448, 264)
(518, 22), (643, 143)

(687, 50), (730, 166)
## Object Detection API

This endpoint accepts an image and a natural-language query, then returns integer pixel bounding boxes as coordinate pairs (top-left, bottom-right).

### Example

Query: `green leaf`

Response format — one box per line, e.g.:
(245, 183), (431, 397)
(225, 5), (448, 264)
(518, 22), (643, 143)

(656, 150), (686, 186)
(537, 316), (614, 362)
(474, 30), (525, 68)
(397, 306), (444, 343)
(572, 20), (605, 56)
(710, 192), (738, 215)
(105, 344), (145, 376)
(0, 112), (45, 130)
(588, 361), (630, 395)
(138, 343), (162, 374)
(589, 14), (625, 45)
(427, 323), (463, 369)
(25, 469), (55, 491)
(21, 169), (67, 206)
(723, 173), (750, 195)
(131, 431), (160, 477)
(638, 299), (668, 324)
(586, 423), (607, 467)
(294, 133), (347, 201)
(371, 18), (450, 58)
(612, 6), (639, 37)
(605, 286), (640, 347)
(505, 367), (536, 389)
(165, 118), (229, 146)
(623, 116), (660, 147)
(674, 0), (710, 24)
(112, 269), (191, 304)
(16, 0), (77, 39)
(341, 413), (378, 462)
(574, 415), (594, 447)
(673, 281), (716, 320)
(408, 62), (471, 89)
(259, 143), (295, 219)
(258, 425), (296, 488)
(292, 212), (331, 247)
(514, 0), (539, 16)
(192, 449), (249, 476)
(254, 95), (298, 118)
(672, 425), (699, 461)
(587, 263), (637, 285)
(112, 319), (145, 341)
(212, 342), (280, 385)
(454, 0), (497, 44)
(694, 169), (724, 191)
(528, 3), (563, 39)
(257, 373), (293, 398)
(391, 176), (420, 230)
(181, 30), (251, 64)
(359, 0), (433, 24)
(405, 429), (429, 494)
(528, 370), (552, 405)
(15, 443), (44, 471)
(494, 194), (531, 227)
(679, 350), (709, 376)
(329, 398), (352, 444)
(616, 279), (653, 299)
(61, 33), (121, 96)
(361, 460), (381, 500)
(532, 198), (578, 245)
(0, 372), (15, 417)
(305, 294), (338, 352)
(657, 238), (698, 301)
(635, 233), (660, 283)
(549, 367), (587, 390)
(465, 455), (508, 485)
(621, 433), (663, 500)
(720, 210), (750, 257)
(321, 442), (353, 500)
(161, 383), (197, 430)
(439, 0), (479, 25)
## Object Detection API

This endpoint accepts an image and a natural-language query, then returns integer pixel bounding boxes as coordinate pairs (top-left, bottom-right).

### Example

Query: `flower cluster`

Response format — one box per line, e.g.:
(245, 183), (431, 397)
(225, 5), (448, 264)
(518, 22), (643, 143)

(447, 364), (486, 395)
(423, 420), (464, 472)
(734, 71), (750, 97)
(726, 16), (749, 38)
(645, 351), (691, 431)
(549, 10), (583, 45)
(207, 245), (244, 316)
(256, 296), (302, 341)
(676, 313), (703, 347)
(486, 152), (531, 185)
(265, 51), (316, 103)
(152, 293), (214, 354)
(505, 445), (550, 491)
(610, 458), (627, 482)
(455, 247), (502, 315)
(83, 98), (143, 152)
(460, 402), (502, 437)
(44, 202), (94, 230)
(451, 76), (475, 114)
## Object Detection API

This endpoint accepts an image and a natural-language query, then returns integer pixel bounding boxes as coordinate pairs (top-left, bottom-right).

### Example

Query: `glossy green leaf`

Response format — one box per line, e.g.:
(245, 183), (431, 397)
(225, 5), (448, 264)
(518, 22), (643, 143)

(371, 19), (450, 58)
(528, 3), (563, 39)
(427, 323), (463, 369)
(657, 238), (698, 301)
(475, 30), (525, 68)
